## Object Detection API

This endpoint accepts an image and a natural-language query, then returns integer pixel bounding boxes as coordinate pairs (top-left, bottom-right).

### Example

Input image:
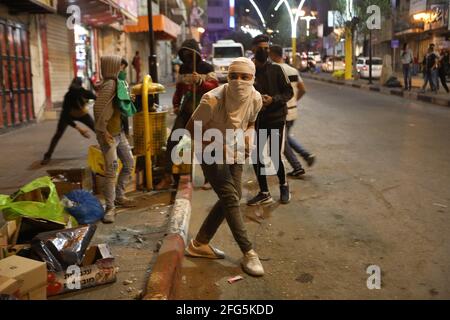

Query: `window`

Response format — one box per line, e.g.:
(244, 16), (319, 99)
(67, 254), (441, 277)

(208, 17), (223, 24)
(214, 47), (244, 58)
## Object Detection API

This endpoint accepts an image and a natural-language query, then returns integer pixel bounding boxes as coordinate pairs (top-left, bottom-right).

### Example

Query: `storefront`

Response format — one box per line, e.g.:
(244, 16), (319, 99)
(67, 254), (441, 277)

(57, 0), (139, 85)
(0, 0), (56, 131)
(124, 14), (181, 83)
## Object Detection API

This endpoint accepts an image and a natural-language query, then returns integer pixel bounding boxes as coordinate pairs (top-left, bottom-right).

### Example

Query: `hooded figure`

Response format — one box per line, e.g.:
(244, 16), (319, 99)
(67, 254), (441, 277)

(173, 39), (218, 114)
(94, 55), (136, 224)
(184, 57), (266, 278)
(41, 77), (96, 165)
(156, 39), (219, 190)
(94, 55), (123, 137)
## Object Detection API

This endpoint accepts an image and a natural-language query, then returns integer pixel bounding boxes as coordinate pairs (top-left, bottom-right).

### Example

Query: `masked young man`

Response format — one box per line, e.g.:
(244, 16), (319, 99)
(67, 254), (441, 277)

(247, 35), (294, 206)
(185, 58), (265, 277)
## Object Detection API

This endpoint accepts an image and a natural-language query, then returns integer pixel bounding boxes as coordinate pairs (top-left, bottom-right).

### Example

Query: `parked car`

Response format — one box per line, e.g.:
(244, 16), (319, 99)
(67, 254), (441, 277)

(212, 40), (244, 82)
(356, 57), (383, 79)
(322, 56), (345, 72)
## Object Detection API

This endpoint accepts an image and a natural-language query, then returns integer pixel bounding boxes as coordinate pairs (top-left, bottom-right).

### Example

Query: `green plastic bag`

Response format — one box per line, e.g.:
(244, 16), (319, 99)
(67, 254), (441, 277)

(0, 176), (77, 226)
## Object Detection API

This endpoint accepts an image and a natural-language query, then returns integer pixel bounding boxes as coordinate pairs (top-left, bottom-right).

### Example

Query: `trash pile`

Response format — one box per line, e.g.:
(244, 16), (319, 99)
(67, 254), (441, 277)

(0, 171), (118, 300)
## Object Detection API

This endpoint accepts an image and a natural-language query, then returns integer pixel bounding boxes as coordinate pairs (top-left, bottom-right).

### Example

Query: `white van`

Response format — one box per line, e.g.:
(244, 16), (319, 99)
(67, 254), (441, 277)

(212, 40), (244, 82)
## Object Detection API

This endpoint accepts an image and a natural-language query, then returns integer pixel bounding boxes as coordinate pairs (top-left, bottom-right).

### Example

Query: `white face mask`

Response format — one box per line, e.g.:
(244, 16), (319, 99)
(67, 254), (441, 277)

(227, 79), (253, 102)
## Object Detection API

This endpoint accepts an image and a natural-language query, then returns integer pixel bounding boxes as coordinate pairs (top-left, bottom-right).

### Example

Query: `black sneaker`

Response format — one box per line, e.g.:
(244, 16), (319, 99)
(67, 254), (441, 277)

(280, 185), (291, 204)
(306, 154), (316, 167)
(247, 192), (273, 206)
(288, 168), (305, 177)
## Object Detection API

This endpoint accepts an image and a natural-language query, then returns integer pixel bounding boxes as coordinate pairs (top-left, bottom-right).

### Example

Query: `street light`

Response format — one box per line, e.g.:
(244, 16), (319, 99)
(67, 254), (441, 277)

(249, 0), (266, 27)
(274, 0), (307, 66)
(300, 15), (316, 37)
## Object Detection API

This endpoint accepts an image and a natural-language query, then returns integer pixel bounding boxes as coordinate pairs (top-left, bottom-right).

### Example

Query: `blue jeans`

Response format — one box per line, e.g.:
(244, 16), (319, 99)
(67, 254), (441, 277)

(402, 64), (412, 90)
(97, 132), (135, 210)
(286, 121), (310, 159)
(423, 70), (438, 91)
(284, 122), (303, 171)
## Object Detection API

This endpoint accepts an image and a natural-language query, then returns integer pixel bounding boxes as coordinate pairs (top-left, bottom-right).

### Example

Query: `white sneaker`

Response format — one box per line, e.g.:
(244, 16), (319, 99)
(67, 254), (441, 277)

(241, 249), (264, 277)
(102, 208), (116, 224)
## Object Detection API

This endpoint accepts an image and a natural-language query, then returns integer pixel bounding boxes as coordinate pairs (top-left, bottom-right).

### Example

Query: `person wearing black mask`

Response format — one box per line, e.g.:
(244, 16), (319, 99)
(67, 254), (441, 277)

(247, 35), (294, 206)
(156, 39), (219, 190)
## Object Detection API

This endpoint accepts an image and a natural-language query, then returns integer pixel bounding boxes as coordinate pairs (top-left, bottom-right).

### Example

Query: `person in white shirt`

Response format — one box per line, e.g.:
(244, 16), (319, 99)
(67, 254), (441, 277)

(184, 57), (265, 277)
(269, 45), (316, 177)
(401, 43), (414, 91)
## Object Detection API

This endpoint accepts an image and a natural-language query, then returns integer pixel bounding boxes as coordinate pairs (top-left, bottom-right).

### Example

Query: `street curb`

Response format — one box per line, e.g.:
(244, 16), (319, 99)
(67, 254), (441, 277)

(302, 74), (450, 108)
(143, 175), (192, 300)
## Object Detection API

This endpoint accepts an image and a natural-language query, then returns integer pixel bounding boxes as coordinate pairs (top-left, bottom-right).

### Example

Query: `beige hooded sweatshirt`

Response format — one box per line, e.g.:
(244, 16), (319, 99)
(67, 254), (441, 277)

(94, 55), (122, 136)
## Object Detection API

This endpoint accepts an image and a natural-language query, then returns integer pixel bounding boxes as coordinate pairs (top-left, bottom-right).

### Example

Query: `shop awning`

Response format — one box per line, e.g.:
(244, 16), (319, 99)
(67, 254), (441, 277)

(394, 28), (425, 37)
(0, 0), (57, 13)
(124, 15), (181, 40)
(57, 0), (138, 27)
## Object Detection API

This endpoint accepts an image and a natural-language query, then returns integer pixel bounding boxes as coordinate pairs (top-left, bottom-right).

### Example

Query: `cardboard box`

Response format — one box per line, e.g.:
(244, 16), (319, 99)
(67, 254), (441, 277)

(0, 255), (47, 300)
(13, 189), (44, 202)
(47, 244), (118, 297)
(0, 275), (21, 297)
(47, 168), (93, 197)
(0, 224), (7, 260)
(26, 286), (46, 300)
(12, 217), (65, 245)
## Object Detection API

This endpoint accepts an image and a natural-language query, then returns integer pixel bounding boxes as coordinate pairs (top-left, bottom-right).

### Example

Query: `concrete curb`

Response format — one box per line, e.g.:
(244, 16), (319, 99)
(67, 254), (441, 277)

(302, 74), (450, 108)
(143, 175), (192, 300)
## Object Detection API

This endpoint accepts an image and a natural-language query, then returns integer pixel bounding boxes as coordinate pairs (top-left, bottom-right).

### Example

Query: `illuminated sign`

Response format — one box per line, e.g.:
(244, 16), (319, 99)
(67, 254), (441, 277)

(229, 0), (235, 29)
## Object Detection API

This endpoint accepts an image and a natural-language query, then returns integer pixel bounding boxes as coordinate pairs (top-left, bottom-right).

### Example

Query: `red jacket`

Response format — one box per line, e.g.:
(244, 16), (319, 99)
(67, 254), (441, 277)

(173, 60), (218, 114)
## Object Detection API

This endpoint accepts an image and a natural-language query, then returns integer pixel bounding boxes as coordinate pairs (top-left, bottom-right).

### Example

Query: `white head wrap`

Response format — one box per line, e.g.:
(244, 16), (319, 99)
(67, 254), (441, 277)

(225, 57), (258, 128)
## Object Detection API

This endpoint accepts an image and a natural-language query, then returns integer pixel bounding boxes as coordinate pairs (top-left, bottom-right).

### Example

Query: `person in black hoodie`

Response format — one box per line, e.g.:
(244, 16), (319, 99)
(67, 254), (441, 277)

(41, 77), (96, 165)
(156, 39), (219, 190)
(247, 35), (294, 206)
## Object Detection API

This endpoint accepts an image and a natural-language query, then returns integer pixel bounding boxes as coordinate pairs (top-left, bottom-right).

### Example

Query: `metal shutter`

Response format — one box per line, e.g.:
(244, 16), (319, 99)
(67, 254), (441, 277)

(46, 15), (73, 107)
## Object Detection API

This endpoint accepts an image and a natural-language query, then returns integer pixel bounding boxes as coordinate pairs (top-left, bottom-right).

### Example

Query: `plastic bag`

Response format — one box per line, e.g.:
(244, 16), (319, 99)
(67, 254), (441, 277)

(64, 190), (105, 224)
(87, 145), (123, 176)
(0, 176), (76, 226)
(31, 224), (97, 272)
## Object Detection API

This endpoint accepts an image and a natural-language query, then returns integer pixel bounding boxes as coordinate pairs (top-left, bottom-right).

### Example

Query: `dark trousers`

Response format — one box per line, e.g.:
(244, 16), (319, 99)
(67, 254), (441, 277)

(253, 122), (287, 193)
(438, 68), (449, 92)
(44, 113), (95, 159)
(196, 164), (252, 253)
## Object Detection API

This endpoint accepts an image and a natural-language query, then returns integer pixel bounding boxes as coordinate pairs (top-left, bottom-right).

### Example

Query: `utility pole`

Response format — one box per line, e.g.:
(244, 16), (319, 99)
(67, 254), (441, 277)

(333, 11), (336, 72)
(369, 29), (373, 84)
(147, 0), (159, 104)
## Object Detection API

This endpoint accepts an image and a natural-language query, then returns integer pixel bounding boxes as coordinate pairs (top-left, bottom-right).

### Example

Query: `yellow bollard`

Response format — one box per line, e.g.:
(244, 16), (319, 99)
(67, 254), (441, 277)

(291, 37), (297, 67)
(344, 27), (353, 80)
(142, 75), (153, 190)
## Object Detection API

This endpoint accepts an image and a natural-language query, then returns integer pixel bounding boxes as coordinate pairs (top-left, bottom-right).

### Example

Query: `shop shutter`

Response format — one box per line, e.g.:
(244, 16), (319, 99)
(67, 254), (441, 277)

(0, 19), (34, 130)
(46, 15), (73, 107)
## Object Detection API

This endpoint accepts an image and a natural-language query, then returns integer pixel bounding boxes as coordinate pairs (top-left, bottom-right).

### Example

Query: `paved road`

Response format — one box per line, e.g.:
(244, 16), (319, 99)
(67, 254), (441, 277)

(177, 79), (450, 300)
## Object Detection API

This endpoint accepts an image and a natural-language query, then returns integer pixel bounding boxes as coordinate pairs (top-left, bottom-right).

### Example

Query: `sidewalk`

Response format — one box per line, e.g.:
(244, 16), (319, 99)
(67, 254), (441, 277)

(0, 85), (178, 300)
(301, 72), (450, 108)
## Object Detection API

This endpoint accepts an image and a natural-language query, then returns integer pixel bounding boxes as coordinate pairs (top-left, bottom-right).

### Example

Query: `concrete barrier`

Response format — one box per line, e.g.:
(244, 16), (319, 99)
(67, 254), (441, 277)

(144, 175), (192, 300)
